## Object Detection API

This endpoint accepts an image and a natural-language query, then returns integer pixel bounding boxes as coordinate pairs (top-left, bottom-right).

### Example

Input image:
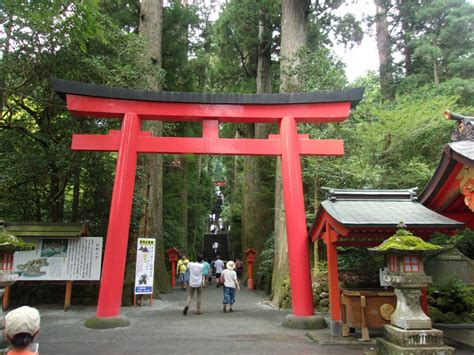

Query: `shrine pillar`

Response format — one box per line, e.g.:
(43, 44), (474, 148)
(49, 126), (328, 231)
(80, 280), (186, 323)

(279, 116), (314, 317)
(324, 223), (341, 335)
(95, 113), (140, 321)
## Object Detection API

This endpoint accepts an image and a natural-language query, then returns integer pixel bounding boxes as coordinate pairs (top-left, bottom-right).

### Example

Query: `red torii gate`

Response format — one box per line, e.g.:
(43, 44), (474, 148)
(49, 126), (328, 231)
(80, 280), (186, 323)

(52, 79), (364, 325)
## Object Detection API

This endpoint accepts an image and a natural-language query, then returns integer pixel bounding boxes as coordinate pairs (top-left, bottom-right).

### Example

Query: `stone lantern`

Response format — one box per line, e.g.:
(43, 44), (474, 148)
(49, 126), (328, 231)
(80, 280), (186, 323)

(370, 226), (454, 354)
(0, 223), (35, 349)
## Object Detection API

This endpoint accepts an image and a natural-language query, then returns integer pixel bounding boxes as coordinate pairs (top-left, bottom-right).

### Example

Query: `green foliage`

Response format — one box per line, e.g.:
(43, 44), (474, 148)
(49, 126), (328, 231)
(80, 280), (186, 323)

(279, 47), (348, 92)
(391, 0), (474, 104)
(429, 229), (474, 259)
(279, 277), (292, 309)
(338, 248), (384, 288)
(0, 0), (161, 225)
(428, 278), (474, 323)
(162, 0), (201, 91)
(312, 261), (329, 310)
(256, 234), (274, 294)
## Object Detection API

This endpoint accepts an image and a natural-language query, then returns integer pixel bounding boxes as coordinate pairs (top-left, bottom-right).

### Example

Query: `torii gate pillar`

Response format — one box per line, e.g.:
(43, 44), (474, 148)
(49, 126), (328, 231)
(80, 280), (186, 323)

(52, 79), (364, 330)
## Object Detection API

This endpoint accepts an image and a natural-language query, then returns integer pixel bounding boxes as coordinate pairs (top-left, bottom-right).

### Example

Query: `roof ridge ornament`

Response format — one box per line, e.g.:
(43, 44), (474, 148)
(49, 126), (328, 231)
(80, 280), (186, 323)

(445, 110), (474, 142)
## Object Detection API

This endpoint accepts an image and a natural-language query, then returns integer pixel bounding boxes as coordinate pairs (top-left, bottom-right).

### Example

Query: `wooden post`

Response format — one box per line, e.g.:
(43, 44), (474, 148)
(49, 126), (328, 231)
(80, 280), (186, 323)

(360, 295), (369, 341)
(2, 286), (10, 311)
(64, 281), (73, 311)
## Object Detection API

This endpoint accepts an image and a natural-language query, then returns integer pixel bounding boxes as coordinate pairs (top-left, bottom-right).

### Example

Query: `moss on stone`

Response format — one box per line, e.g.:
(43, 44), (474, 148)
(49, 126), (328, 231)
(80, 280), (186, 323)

(370, 229), (442, 252)
(0, 229), (36, 251)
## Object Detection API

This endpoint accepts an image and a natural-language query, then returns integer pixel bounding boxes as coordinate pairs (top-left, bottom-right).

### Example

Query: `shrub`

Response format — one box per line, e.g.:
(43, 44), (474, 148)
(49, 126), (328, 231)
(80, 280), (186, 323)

(428, 278), (474, 323)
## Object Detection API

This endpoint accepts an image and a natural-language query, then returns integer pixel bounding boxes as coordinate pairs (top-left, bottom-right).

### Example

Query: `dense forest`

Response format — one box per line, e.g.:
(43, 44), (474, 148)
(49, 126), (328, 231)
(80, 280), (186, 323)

(1, 0), (473, 306)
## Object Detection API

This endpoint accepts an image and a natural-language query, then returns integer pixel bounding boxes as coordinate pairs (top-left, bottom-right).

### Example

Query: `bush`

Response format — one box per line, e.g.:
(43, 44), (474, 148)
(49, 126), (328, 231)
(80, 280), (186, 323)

(256, 234), (274, 294)
(430, 229), (474, 259)
(428, 278), (474, 323)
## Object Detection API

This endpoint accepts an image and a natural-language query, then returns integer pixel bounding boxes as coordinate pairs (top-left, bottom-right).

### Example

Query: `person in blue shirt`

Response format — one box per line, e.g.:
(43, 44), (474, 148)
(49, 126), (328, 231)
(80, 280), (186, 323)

(200, 257), (211, 288)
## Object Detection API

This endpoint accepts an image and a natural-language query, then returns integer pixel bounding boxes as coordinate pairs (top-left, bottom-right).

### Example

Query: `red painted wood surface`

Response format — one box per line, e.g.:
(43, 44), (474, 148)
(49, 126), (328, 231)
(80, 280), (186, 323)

(72, 134), (344, 156)
(66, 94), (351, 123)
(96, 113), (140, 318)
(324, 223), (341, 322)
(279, 116), (314, 316)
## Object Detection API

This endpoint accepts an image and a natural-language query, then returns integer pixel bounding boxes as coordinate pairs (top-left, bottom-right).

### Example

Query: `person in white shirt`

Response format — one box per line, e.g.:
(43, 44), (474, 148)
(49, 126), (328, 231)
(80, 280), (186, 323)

(214, 256), (224, 288)
(183, 255), (204, 315)
(221, 260), (240, 313)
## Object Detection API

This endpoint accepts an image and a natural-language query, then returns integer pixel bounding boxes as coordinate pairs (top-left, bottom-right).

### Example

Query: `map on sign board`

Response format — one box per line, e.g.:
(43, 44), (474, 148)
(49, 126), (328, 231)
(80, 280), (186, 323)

(134, 238), (156, 295)
(13, 237), (103, 281)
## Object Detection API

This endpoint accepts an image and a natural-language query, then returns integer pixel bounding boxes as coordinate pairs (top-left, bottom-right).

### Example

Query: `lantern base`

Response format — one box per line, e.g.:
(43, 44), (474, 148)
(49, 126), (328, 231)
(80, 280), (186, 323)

(85, 315), (130, 329)
(377, 337), (454, 355)
(282, 314), (327, 330)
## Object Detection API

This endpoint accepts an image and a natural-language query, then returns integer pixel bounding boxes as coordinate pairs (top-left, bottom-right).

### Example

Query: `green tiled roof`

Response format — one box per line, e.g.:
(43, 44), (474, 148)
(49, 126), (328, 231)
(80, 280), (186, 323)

(320, 189), (463, 228)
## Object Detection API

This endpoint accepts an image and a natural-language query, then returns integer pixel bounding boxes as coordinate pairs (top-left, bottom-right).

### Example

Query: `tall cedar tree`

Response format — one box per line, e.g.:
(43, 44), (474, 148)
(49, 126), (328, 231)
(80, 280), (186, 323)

(374, 0), (395, 100)
(123, 0), (170, 305)
(242, 0), (275, 286)
(272, 0), (311, 308)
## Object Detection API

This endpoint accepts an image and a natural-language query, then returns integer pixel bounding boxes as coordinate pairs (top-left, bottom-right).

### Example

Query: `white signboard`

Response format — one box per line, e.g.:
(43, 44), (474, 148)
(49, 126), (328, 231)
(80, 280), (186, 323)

(13, 237), (103, 281)
(379, 267), (389, 287)
(134, 238), (156, 295)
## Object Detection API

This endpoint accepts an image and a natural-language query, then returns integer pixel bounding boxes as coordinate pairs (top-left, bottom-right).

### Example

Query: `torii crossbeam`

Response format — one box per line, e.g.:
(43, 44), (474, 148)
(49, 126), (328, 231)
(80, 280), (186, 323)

(52, 79), (364, 323)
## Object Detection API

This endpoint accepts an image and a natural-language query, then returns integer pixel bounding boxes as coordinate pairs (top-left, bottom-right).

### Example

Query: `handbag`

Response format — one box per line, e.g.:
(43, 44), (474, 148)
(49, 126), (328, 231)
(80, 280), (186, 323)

(219, 274), (225, 285)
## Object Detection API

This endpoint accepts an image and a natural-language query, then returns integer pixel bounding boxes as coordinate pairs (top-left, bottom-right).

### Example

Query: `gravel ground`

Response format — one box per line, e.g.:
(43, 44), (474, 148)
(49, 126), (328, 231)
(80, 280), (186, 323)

(26, 285), (471, 354)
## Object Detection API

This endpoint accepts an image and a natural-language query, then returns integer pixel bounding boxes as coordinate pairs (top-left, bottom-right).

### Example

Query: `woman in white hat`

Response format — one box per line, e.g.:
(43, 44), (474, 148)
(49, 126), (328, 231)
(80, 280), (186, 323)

(221, 260), (240, 312)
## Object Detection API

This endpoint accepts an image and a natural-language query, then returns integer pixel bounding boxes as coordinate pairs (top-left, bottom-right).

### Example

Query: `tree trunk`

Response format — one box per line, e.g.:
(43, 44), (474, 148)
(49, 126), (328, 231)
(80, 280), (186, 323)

(71, 158), (80, 222)
(398, 0), (413, 75)
(257, 8), (272, 94)
(279, 0), (310, 93)
(375, 0), (395, 100)
(49, 164), (64, 222)
(242, 5), (273, 284)
(0, 16), (12, 112)
(123, 0), (169, 305)
(271, 0), (310, 308)
(180, 156), (188, 254)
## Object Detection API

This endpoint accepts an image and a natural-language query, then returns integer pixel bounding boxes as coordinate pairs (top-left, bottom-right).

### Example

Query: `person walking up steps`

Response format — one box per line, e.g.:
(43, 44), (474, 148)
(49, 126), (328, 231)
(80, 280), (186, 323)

(214, 255), (224, 287)
(183, 255), (204, 315)
(221, 260), (240, 313)
(201, 258), (211, 288)
(177, 255), (189, 290)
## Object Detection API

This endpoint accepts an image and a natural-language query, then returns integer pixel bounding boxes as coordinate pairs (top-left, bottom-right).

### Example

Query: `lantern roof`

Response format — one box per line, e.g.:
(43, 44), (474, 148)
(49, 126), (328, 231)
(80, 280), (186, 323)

(369, 229), (443, 254)
(0, 228), (36, 252)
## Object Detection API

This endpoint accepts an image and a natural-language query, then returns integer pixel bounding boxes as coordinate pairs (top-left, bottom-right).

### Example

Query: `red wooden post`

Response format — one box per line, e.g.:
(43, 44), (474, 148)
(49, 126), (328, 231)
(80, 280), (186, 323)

(170, 262), (176, 288)
(325, 226), (341, 322)
(167, 247), (179, 288)
(279, 116), (314, 317)
(245, 248), (256, 289)
(96, 113), (140, 318)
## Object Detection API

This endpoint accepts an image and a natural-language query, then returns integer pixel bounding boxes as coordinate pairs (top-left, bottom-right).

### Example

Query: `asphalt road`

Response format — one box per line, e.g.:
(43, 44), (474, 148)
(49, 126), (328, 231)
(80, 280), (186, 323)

(27, 284), (470, 354)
